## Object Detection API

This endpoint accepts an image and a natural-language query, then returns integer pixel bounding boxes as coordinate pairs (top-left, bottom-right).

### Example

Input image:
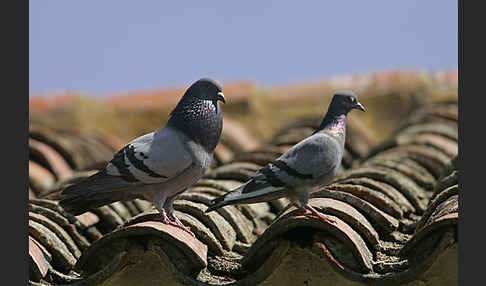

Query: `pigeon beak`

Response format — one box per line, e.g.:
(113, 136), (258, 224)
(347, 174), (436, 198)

(217, 92), (226, 104)
(354, 102), (366, 112)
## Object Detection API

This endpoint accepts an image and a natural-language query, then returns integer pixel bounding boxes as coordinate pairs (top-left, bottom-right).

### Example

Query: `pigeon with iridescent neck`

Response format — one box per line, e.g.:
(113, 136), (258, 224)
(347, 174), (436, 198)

(60, 78), (226, 236)
(206, 91), (365, 224)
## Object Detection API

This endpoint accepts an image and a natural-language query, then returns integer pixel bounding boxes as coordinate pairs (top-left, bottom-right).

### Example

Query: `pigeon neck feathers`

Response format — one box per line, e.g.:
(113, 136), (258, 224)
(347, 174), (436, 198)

(168, 94), (223, 153)
(315, 105), (348, 142)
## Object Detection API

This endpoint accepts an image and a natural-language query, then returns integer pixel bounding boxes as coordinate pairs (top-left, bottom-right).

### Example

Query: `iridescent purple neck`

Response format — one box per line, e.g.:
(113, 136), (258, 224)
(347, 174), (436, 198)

(325, 114), (346, 133)
(314, 113), (347, 140)
(317, 113), (346, 131)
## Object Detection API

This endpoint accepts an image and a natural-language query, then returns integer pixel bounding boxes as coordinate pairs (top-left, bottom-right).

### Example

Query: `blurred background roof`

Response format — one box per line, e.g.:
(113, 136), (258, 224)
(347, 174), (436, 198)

(29, 1), (457, 96)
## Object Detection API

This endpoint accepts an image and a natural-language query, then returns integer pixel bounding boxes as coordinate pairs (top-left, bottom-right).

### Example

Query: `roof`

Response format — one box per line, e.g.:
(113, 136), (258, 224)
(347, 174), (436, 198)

(28, 71), (458, 286)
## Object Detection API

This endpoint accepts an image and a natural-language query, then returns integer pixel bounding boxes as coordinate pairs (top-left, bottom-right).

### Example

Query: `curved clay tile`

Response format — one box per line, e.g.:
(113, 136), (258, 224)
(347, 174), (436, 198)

(28, 122), (125, 201)
(29, 161), (56, 197)
(395, 102), (458, 132)
(29, 138), (73, 181)
(29, 123), (117, 172)
(221, 118), (260, 152)
(29, 236), (51, 282)
(73, 221), (208, 283)
(29, 187), (37, 200)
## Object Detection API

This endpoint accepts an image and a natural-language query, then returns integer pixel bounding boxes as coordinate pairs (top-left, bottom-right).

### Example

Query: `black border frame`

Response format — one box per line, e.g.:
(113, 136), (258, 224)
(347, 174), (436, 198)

(23, 1), (465, 285)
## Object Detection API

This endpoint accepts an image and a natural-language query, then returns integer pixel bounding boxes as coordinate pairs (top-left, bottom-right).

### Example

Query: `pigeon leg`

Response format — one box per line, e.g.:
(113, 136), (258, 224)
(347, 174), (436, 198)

(155, 204), (172, 225)
(168, 213), (195, 237)
(164, 194), (195, 237)
(304, 204), (335, 224)
(291, 202), (335, 224)
(291, 187), (335, 224)
(158, 209), (173, 224)
(153, 190), (173, 224)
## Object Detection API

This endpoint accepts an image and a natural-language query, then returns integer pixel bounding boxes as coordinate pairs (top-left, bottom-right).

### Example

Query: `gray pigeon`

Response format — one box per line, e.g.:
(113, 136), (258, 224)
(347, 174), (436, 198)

(206, 91), (365, 224)
(60, 78), (226, 236)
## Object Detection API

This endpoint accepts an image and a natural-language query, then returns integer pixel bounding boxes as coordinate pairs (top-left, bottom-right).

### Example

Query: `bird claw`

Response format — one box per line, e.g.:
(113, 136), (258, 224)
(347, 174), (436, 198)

(170, 221), (195, 237)
(168, 214), (196, 237)
(159, 211), (173, 225)
(158, 212), (195, 237)
(296, 204), (336, 224)
(312, 211), (336, 224)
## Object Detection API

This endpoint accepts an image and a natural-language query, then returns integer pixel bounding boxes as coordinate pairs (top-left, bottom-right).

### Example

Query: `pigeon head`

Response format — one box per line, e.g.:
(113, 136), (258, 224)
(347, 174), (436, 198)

(186, 78), (226, 104)
(329, 90), (365, 114)
(168, 78), (225, 153)
(315, 90), (365, 135)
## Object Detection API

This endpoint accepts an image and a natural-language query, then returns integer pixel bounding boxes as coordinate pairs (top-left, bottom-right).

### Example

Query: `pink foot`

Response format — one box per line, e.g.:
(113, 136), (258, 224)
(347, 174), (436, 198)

(306, 205), (335, 224)
(168, 214), (195, 237)
(294, 203), (335, 224)
(159, 211), (173, 224)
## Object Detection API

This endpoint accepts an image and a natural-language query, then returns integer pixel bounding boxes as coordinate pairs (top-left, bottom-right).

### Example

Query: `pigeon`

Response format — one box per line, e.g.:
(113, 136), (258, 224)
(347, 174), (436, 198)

(206, 90), (365, 224)
(60, 78), (226, 236)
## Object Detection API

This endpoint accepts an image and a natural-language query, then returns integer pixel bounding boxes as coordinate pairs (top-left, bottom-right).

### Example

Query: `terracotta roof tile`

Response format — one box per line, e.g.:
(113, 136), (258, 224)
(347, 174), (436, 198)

(29, 138), (73, 181)
(29, 236), (51, 282)
(29, 161), (56, 196)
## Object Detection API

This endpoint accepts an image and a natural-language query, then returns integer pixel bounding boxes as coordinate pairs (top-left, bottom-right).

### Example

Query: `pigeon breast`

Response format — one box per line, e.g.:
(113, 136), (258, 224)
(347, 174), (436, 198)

(168, 98), (223, 153)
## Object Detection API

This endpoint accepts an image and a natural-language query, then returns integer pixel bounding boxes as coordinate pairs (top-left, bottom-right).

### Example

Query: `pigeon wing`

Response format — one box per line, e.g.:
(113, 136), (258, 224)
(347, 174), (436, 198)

(235, 132), (342, 196)
(63, 127), (194, 195)
(108, 128), (193, 183)
(60, 127), (195, 215)
(275, 132), (342, 184)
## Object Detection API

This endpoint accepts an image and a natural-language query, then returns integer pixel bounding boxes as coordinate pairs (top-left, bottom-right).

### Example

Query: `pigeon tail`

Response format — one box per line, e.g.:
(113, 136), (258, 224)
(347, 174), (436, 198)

(205, 184), (287, 213)
(59, 172), (142, 215)
(60, 194), (117, 216)
(205, 186), (244, 213)
(60, 188), (142, 216)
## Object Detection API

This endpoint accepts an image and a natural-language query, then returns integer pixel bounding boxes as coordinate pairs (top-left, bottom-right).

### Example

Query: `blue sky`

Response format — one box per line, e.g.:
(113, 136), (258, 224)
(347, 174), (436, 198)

(29, 1), (457, 95)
